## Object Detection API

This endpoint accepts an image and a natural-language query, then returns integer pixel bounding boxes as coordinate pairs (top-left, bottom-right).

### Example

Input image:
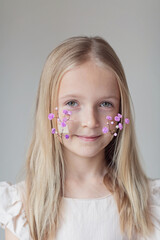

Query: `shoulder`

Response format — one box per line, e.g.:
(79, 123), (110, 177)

(148, 178), (160, 215)
(0, 181), (32, 239)
(145, 178), (160, 239)
(148, 178), (160, 203)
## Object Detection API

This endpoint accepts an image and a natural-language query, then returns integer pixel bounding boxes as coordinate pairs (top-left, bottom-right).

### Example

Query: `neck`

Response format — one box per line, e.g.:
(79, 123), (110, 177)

(63, 147), (107, 182)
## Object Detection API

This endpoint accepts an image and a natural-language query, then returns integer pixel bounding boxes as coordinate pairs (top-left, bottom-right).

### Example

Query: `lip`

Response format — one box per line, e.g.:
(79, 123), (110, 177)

(76, 135), (101, 141)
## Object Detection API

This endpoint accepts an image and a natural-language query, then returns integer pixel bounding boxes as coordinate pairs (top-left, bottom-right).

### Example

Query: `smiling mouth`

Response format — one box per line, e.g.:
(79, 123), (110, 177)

(76, 135), (101, 141)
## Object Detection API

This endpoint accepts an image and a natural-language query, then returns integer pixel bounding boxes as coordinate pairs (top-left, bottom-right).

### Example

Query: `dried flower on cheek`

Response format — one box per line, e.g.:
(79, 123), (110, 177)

(48, 107), (72, 140)
(102, 113), (130, 137)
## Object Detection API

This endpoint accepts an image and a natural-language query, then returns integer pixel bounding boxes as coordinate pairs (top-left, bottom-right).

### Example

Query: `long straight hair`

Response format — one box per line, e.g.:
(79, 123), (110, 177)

(23, 36), (155, 239)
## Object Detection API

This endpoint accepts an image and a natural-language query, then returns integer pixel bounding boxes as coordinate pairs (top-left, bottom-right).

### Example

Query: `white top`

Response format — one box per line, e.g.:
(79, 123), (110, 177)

(0, 179), (160, 240)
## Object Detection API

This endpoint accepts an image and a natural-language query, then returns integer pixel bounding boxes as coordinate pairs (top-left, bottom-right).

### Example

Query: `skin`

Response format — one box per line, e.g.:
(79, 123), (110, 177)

(57, 60), (120, 197)
(5, 227), (19, 240)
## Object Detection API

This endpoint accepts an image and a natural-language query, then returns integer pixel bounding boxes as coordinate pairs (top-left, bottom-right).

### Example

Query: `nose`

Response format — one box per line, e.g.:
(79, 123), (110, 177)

(81, 107), (100, 128)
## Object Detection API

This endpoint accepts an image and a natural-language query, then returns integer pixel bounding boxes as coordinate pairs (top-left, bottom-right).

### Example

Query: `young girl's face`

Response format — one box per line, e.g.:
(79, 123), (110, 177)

(57, 60), (120, 158)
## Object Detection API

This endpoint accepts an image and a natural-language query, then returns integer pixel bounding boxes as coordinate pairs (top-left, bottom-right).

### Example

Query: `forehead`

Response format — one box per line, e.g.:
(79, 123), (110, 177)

(58, 60), (120, 99)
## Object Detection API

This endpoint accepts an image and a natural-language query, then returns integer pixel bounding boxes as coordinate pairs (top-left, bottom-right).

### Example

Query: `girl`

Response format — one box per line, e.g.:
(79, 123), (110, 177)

(0, 36), (160, 240)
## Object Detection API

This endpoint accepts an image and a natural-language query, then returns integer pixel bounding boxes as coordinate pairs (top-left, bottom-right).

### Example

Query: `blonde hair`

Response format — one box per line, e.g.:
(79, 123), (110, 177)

(21, 36), (155, 239)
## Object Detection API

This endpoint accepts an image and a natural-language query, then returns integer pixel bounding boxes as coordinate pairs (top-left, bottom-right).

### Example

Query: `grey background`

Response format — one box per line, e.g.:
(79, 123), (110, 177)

(0, 0), (160, 238)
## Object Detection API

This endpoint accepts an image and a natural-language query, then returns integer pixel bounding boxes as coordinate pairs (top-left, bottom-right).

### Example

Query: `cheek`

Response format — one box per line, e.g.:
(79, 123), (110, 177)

(67, 121), (79, 135)
(108, 120), (117, 131)
(103, 112), (120, 127)
(103, 133), (114, 146)
(56, 107), (72, 134)
(57, 117), (78, 137)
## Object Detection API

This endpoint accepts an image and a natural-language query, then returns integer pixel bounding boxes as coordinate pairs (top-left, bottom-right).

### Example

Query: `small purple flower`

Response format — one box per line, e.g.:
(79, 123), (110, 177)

(114, 116), (120, 122)
(63, 117), (68, 122)
(118, 123), (123, 130)
(125, 118), (130, 124)
(114, 133), (117, 136)
(118, 113), (122, 118)
(65, 134), (69, 139)
(51, 128), (56, 134)
(106, 116), (112, 120)
(48, 113), (54, 120)
(63, 109), (68, 114)
(102, 127), (109, 133)
(67, 111), (72, 115)
(61, 121), (66, 127)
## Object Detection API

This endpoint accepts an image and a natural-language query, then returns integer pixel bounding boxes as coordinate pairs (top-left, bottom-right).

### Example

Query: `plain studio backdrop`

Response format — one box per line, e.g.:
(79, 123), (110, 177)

(0, 0), (160, 238)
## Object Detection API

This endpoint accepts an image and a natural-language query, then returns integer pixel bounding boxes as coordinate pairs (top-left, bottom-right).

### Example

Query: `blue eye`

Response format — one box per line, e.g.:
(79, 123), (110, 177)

(66, 101), (78, 107)
(100, 101), (113, 108)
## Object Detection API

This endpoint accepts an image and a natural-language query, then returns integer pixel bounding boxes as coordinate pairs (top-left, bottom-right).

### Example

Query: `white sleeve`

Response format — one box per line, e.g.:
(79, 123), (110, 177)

(140, 178), (160, 240)
(0, 181), (32, 239)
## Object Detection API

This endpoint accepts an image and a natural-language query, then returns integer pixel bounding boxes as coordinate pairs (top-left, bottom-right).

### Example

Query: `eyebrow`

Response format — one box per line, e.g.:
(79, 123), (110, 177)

(59, 94), (119, 101)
